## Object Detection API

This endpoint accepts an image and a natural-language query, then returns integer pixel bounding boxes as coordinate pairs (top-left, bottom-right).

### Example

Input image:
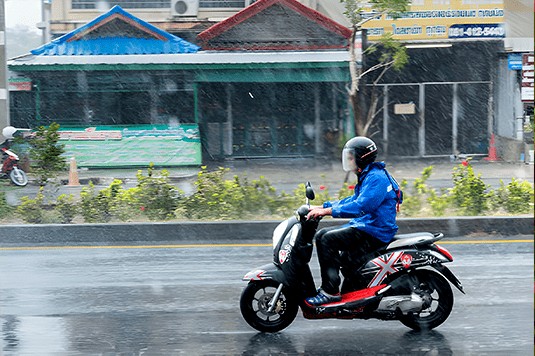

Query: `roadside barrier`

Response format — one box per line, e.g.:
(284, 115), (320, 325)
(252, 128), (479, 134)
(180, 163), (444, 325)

(0, 216), (532, 245)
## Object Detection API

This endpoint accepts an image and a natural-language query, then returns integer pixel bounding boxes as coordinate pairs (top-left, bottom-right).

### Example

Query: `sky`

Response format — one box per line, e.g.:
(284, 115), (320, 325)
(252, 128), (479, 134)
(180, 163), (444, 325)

(5, 0), (42, 33)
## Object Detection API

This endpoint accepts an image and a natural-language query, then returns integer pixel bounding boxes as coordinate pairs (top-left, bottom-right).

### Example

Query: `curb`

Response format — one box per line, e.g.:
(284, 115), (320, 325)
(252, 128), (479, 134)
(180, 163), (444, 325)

(0, 216), (532, 246)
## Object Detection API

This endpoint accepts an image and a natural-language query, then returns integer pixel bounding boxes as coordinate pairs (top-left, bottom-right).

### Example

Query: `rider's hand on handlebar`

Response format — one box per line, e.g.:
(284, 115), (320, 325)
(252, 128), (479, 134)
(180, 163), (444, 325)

(306, 207), (332, 220)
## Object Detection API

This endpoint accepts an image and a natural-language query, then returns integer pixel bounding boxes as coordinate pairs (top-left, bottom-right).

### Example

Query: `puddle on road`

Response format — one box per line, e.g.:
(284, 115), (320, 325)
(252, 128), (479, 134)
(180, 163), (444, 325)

(2, 316), (68, 354)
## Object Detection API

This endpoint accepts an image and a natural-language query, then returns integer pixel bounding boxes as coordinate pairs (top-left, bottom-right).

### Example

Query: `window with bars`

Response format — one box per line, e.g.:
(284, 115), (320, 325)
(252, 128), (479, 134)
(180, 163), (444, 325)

(461, 0), (502, 4)
(72, 0), (171, 9)
(198, 0), (247, 8)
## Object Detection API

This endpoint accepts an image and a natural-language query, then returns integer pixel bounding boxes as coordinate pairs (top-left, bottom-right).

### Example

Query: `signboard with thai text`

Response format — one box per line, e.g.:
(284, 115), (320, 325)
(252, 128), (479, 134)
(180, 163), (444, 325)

(508, 53), (523, 70)
(362, 0), (504, 41)
(59, 124), (201, 168)
(521, 53), (534, 103)
(8, 78), (32, 91)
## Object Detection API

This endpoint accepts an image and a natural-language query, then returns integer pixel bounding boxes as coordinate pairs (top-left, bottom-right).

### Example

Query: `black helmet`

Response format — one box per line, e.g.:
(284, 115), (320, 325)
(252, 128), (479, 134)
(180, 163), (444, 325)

(342, 136), (378, 172)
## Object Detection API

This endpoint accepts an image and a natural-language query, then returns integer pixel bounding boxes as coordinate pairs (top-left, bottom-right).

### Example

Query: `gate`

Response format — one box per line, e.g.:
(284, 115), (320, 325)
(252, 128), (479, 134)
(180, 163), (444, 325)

(380, 81), (492, 157)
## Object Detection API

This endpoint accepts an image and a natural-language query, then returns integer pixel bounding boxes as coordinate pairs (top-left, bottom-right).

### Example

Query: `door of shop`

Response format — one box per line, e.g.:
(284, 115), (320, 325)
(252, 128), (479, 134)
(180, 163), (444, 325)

(231, 83), (315, 158)
(381, 81), (492, 157)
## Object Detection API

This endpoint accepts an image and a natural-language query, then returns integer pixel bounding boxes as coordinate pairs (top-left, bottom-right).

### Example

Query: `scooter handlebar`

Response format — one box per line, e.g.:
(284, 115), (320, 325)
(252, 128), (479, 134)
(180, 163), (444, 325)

(296, 205), (310, 218)
(296, 205), (323, 223)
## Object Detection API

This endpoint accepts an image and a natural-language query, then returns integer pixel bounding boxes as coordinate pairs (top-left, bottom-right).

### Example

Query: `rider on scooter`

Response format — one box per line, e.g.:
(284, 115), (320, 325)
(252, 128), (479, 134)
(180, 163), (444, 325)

(305, 136), (402, 306)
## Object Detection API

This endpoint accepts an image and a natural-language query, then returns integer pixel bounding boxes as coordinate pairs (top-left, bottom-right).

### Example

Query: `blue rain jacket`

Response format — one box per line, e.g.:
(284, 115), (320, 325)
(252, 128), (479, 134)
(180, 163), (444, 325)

(322, 162), (401, 243)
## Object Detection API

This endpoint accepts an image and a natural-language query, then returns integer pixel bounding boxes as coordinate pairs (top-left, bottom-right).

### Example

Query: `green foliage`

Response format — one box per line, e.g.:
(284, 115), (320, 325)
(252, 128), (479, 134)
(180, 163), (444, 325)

(79, 182), (101, 223)
(16, 188), (45, 223)
(342, 0), (411, 136)
(28, 122), (66, 186)
(397, 166), (432, 216)
(368, 0), (410, 16)
(135, 164), (181, 221)
(181, 166), (280, 220)
(237, 175), (280, 216)
(54, 194), (78, 224)
(427, 190), (451, 217)
(399, 166), (459, 217)
(451, 162), (490, 215)
(10, 162), (533, 225)
(0, 192), (11, 220)
(111, 186), (142, 222)
(366, 33), (409, 71)
(276, 182), (333, 217)
(398, 179), (421, 216)
(492, 178), (534, 214)
(342, 0), (409, 25)
(180, 166), (229, 219)
(398, 163), (531, 217)
(77, 165), (183, 222)
(80, 180), (123, 223)
(336, 182), (353, 201)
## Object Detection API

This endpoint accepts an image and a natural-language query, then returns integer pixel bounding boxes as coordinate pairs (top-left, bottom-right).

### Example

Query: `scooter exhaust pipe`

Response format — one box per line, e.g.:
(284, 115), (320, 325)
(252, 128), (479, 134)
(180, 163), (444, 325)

(376, 293), (424, 315)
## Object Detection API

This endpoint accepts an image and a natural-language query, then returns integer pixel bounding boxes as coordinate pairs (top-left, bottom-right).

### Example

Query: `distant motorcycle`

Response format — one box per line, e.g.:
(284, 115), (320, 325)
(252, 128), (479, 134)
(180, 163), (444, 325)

(240, 182), (464, 332)
(1, 147), (28, 186)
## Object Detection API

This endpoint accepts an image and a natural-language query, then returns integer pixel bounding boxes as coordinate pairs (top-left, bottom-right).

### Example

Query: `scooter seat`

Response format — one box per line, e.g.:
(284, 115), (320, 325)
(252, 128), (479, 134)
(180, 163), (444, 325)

(391, 232), (435, 240)
(387, 232), (441, 250)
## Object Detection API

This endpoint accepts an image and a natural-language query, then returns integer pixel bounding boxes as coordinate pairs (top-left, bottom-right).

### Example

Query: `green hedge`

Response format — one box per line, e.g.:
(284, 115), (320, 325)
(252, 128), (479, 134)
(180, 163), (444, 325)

(6, 161), (534, 224)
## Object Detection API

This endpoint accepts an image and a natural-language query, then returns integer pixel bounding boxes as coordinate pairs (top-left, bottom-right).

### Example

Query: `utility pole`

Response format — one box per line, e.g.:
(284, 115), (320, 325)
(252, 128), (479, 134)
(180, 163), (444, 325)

(37, 0), (51, 44)
(0, 0), (9, 129)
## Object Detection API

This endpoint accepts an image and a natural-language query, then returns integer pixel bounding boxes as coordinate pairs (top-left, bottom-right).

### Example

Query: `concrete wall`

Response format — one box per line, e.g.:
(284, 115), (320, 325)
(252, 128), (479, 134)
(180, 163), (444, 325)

(0, 217), (531, 245)
(496, 134), (524, 162)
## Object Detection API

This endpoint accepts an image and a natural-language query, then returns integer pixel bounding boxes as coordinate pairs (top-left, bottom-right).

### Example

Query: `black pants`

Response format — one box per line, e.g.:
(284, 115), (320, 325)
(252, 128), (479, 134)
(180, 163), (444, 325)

(315, 225), (387, 295)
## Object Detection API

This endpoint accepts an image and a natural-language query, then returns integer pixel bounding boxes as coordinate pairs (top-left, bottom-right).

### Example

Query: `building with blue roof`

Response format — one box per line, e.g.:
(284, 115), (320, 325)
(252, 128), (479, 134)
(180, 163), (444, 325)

(7, 2), (352, 166)
(31, 5), (200, 56)
(9, 0), (519, 164)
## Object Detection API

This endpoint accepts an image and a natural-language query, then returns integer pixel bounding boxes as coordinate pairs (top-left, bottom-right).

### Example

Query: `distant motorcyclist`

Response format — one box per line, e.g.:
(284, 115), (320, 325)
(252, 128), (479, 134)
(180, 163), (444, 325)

(305, 136), (402, 306)
(1, 126), (18, 158)
(1, 126), (17, 150)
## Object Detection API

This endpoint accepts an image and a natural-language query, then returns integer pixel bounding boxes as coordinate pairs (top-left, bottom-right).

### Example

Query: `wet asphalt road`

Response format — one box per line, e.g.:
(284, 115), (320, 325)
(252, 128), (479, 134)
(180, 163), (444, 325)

(0, 237), (533, 355)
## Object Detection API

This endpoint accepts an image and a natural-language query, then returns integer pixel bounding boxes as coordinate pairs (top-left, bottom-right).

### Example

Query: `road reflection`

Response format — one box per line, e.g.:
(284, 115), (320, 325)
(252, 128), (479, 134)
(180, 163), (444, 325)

(1, 241), (532, 354)
(243, 333), (298, 355)
(3, 311), (454, 355)
(242, 329), (452, 355)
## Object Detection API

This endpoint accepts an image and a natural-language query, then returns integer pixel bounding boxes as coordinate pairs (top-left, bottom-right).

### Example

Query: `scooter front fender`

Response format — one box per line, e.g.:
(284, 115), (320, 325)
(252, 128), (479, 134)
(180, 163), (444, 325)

(242, 263), (288, 285)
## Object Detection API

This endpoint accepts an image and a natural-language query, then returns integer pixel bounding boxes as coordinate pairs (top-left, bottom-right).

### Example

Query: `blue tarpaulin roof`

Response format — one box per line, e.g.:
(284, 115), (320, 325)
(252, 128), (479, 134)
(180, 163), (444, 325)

(31, 5), (200, 56)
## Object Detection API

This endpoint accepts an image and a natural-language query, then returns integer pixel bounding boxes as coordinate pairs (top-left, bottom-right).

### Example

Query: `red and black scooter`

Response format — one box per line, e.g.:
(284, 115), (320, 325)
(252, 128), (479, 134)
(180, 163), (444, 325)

(1, 147), (28, 186)
(240, 182), (464, 332)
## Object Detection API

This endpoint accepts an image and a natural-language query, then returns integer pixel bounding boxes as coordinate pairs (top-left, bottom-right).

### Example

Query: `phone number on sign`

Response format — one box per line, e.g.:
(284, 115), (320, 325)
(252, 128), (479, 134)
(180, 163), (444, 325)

(448, 24), (504, 38)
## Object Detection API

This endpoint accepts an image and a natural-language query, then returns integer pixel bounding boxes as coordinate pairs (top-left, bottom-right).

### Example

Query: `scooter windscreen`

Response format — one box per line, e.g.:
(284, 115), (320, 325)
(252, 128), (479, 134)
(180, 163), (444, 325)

(272, 217), (299, 249)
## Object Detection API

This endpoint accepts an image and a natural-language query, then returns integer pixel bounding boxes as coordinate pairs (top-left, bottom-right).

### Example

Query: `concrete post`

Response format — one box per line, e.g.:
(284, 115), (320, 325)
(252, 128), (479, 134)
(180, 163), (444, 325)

(418, 83), (425, 156)
(0, 0), (9, 129)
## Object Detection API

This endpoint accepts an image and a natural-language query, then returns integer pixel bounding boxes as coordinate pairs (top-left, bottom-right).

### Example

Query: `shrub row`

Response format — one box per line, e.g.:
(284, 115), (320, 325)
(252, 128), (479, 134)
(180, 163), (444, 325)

(399, 162), (534, 216)
(4, 162), (534, 224)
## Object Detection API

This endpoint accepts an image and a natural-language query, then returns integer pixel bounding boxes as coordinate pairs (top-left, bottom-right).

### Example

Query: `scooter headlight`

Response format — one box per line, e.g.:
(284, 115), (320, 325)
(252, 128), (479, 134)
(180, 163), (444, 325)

(272, 220), (289, 249)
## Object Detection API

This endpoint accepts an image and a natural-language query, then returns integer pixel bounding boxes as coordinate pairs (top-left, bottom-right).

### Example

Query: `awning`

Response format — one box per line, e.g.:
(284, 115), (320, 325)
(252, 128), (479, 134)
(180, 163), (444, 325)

(8, 50), (349, 68)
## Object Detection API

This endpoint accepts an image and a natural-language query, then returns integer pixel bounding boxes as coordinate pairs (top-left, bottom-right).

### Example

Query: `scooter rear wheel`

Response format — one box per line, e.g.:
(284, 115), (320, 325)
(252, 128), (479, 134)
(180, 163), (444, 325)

(240, 280), (298, 333)
(9, 167), (28, 187)
(399, 269), (454, 331)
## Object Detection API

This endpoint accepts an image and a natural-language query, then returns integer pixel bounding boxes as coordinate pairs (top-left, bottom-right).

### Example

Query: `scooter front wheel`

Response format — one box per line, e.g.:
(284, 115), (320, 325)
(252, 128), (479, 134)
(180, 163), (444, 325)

(9, 167), (28, 187)
(240, 280), (298, 333)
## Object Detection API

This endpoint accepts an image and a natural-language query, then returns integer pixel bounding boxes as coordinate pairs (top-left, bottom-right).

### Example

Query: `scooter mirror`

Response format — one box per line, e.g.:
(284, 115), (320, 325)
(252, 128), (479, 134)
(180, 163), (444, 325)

(305, 182), (315, 201)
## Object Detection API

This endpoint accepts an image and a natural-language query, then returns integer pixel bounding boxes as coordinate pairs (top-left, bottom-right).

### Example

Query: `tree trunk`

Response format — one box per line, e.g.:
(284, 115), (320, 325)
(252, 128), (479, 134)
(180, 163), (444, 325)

(350, 91), (365, 136)
(348, 27), (367, 137)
